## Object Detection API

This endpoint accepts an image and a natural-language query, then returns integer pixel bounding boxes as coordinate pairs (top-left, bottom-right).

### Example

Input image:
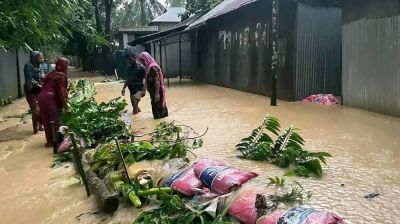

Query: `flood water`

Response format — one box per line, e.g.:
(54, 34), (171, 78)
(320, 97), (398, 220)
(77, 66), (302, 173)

(0, 75), (399, 224)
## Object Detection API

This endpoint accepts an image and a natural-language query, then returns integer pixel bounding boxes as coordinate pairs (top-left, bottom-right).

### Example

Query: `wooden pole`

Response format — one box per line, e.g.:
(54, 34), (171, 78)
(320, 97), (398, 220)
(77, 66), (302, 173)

(162, 38), (170, 87)
(159, 40), (163, 71)
(179, 34), (182, 83)
(70, 133), (90, 196)
(153, 41), (156, 61)
(270, 0), (279, 106)
(16, 48), (22, 98)
(50, 121), (58, 155)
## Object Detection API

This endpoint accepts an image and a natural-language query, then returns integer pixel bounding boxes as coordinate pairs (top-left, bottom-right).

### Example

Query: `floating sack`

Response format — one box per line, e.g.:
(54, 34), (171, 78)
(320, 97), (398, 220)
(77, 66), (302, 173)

(194, 159), (258, 195)
(303, 94), (338, 105)
(257, 207), (345, 224)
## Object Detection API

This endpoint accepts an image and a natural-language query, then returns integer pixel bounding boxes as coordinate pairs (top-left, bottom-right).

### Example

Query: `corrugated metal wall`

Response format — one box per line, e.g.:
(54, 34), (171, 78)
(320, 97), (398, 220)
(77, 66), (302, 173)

(295, 3), (342, 100)
(0, 49), (29, 98)
(192, 0), (341, 101)
(151, 33), (191, 78)
(342, 15), (400, 116)
(194, 0), (272, 96)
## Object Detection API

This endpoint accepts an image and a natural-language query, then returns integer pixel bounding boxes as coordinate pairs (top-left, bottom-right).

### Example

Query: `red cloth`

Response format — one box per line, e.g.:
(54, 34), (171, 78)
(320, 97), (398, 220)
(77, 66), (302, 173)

(139, 52), (167, 108)
(38, 58), (69, 146)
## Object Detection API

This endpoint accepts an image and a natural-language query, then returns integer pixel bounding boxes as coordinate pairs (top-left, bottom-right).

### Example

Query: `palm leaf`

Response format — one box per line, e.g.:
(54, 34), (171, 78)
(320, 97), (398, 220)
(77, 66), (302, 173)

(273, 126), (304, 153)
(263, 115), (281, 135)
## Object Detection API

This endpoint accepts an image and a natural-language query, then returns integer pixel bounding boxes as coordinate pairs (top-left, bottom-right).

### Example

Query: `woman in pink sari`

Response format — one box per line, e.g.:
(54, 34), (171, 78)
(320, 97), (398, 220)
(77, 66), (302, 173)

(138, 52), (168, 119)
(38, 58), (70, 147)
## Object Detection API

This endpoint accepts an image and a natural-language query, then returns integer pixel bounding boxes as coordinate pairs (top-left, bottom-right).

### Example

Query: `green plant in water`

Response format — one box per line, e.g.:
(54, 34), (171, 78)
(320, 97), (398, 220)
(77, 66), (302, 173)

(51, 153), (71, 168)
(89, 122), (205, 178)
(68, 79), (96, 104)
(133, 192), (232, 224)
(268, 176), (286, 188)
(236, 115), (331, 177)
(257, 177), (311, 217)
(61, 79), (131, 147)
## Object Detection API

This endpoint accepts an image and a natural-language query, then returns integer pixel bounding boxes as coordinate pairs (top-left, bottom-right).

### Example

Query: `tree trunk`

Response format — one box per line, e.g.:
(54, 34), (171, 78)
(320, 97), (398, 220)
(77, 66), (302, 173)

(103, 0), (114, 76)
(86, 170), (120, 213)
(92, 0), (103, 33)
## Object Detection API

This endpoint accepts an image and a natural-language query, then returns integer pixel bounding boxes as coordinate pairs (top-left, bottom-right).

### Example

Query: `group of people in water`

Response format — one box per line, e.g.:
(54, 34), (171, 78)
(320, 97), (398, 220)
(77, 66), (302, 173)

(24, 50), (168, 148)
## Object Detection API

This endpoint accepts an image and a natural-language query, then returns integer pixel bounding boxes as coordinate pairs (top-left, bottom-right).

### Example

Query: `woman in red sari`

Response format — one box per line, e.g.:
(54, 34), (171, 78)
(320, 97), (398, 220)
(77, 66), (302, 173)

(38, 58), (70, 147)
(138, 52), (168, 119)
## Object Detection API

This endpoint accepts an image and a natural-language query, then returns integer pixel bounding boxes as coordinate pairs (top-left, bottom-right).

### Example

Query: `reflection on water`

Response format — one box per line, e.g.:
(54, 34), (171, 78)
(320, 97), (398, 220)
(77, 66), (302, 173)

(0, 80), (399, 223)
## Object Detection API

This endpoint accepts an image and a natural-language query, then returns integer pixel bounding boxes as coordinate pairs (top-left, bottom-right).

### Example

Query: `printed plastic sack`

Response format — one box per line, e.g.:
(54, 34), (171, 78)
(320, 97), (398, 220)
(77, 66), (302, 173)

(164, 166), (204, 196)
(194, 159), (258, 195)
(303, 94), (338, 105)
(128, 159), (187, 188)
(228, 186), (269, 224)
(257, 207), (345, 224)
(59, 136), (85, 153)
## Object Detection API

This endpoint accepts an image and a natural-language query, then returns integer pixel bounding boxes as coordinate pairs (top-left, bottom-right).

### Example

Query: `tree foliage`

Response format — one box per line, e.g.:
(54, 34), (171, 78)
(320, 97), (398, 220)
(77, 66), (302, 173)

(0, 0), (103, 51)
(182, 0), (223, 18)
(165, 0), (186, 7)
(236, 115), (332, 177)
(113, 0), (165, 29)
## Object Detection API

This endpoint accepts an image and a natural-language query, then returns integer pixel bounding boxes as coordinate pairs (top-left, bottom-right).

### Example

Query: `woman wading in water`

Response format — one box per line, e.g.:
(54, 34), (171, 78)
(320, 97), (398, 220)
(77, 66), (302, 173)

(38, 58), (70, 147)
(138, 52), (168, 119)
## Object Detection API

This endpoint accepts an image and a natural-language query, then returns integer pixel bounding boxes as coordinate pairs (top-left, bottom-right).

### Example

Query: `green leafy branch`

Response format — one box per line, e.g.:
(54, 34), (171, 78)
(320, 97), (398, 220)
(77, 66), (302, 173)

(236, 115), (331, 177)
(257, 177), (311, 217)
(61, 79), (131, 147)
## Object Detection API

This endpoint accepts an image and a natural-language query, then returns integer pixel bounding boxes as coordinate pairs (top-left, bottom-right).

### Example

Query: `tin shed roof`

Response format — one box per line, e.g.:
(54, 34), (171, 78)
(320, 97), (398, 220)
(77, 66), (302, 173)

(129, 13), (203, 46)
(186, 0), (258, 30)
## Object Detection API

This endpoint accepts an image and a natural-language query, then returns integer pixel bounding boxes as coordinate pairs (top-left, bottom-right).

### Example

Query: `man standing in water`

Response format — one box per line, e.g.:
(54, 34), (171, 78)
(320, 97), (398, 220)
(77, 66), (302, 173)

(121, 52), (146, 115)
(24, 51), (45, 134)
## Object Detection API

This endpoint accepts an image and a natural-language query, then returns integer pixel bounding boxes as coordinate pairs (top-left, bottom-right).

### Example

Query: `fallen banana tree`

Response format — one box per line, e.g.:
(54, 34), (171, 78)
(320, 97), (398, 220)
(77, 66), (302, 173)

(76, 120), (206, 213)
(61, 79), (131, 148)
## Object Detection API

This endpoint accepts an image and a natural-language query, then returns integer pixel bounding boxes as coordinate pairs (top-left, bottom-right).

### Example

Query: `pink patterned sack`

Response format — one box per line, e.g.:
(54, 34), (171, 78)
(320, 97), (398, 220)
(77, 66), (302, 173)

(228, 186), (269, 224)
(194, 159), (258, 195)
(303, 94), (338, 105)
(58, 136), (85, 153)
(257, 208), (345, 224)
(163, 166), (204, 196)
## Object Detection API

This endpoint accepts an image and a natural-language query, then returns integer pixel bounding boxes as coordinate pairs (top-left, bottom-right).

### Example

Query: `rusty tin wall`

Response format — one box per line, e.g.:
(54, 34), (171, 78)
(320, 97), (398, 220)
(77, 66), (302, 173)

(193, 0), (286, 97)
(191, 0), (341, 101)
(294, 3), (342, 100)
(342, 15), (400, 116)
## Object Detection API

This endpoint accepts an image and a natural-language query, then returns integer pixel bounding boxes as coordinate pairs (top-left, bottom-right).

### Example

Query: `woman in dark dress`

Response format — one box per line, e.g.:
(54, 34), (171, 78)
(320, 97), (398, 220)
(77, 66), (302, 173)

(138, 52), (168, 119)
(24, 51), (45, 134)
(38, 58), (69, 147)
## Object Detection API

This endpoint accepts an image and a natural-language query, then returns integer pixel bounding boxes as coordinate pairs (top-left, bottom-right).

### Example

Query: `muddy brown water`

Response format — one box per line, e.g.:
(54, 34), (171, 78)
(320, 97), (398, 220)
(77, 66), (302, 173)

(0, 76), (399, 223)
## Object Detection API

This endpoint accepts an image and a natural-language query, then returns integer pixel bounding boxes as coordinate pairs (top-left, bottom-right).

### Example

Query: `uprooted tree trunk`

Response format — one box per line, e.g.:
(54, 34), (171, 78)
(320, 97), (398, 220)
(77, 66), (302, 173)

(102, 0), (114, 76)
(86, 170), (120, 213)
